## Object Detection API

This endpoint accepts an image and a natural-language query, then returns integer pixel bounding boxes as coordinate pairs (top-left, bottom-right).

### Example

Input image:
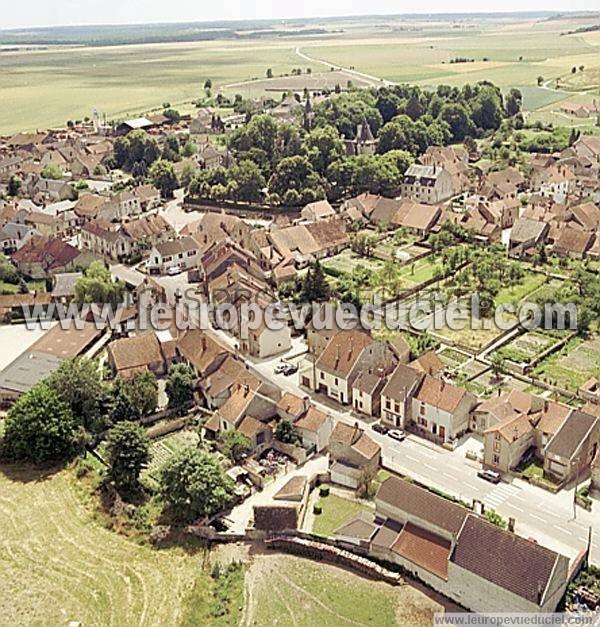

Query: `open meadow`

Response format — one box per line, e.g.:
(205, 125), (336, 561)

(0, 465), (207, 626)
(1, 13), (599, 134)
(243, 553), (443, 626)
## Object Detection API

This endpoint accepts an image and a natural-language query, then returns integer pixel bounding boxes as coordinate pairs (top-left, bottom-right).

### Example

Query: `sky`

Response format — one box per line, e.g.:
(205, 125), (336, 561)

(2, 0), (598, 29)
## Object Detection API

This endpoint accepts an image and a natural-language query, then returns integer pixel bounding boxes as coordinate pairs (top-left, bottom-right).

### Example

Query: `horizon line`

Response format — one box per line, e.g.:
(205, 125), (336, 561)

(2, 9), (598, 34)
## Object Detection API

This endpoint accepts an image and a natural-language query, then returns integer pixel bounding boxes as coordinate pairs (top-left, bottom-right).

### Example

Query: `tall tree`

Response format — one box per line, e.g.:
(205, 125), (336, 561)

(106, 422), (150, 493)
(46, 357), (111, 433)
(166, 364), (195, 413)
(159, 447), (234, 521)
(1, 382), (77, 464)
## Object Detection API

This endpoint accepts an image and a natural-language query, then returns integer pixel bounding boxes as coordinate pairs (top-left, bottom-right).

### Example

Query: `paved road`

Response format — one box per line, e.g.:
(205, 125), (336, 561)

(295, 46), (394, 87)
(206, 326), (598, 564)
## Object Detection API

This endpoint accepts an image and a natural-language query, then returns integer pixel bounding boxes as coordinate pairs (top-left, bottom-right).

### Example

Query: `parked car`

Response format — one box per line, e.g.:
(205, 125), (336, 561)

(372, 423), (389, 435)
(477, 469), (501, 484)
(167, 264), (182, 276)
(387, 429), (406, 442)
(275, 362), (298, 376)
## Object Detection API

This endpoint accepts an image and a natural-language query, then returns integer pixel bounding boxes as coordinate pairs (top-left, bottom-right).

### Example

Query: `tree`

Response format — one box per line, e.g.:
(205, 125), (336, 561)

(490, 353), (506, 380)
(106, 422), (150, 493)
(204, 79), (212, 90)
(1, 382), (77, 464)
(150, 159), (179, 198)
(228, 160), (265, 202)
(266, 68), (273, 79)
(7, 174), (21, 196)
(275, 420), (301, 445)
(219, 430), (252, 463)
(301, 261), (330, 303)
(439, 102), (474, 142)
(268, 155), (324, 200)
(74, 261), (125, 308)
(505, 88), (522, 117)
(46, 357), (111, 433)
(128, 370), (159, 417)
(159, 447), (234, 521)
(303, 125), (345, 175)
(166, 363), (195, 413)
(537, 75), (544, 86)
(111, 377), (141, 423)
(485, 509), (507, 529)
(41, 163), (63, 180)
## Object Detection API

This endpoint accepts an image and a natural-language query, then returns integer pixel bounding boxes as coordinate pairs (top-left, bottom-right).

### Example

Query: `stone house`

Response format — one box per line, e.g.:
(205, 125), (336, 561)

(401, 164), (453, 204)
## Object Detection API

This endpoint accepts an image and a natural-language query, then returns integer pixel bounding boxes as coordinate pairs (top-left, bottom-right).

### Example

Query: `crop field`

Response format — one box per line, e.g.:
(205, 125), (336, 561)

(0, 465), (206, 626)
(534, 335), (600, 391)
(2, 13), (599, 134)
(244, 553), (442, 626)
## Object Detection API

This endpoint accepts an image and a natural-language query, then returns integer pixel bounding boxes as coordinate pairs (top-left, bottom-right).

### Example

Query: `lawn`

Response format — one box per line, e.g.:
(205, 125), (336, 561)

(494, 272), (547, 307)
(312, 494), (373, 537)
(246, 553), (441, 626)
(534, 335), (600, 391)
(0, 465), (208, 626)
(396, 255), (443, 287)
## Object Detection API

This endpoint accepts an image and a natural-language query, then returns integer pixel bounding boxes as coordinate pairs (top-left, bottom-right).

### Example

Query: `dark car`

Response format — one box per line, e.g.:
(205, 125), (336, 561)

(477, 469), (501, 484)
(372, 423), (389, 435)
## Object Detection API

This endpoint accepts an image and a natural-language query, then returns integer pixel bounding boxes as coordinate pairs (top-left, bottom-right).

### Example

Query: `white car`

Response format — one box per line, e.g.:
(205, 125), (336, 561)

(387, 429), (406, 442)
(166, 264), (181, 276)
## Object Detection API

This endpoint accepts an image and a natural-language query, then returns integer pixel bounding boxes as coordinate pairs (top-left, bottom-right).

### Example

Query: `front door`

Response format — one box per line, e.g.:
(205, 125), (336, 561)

(439, 426), (446, 441)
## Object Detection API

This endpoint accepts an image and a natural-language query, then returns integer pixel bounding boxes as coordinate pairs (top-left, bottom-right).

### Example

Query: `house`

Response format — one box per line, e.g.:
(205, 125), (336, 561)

(401, 164), (453, 204)
(532, 165), (576, 203)
(80, 219), (136, 262)
(199, 354), (259, 409)
(107, 332), (173, 379)
(314, 330), (390, 405)
(471, 389), (543, 434)
(351, 371), (386, 417)
(391, 199), (442, 235)
(147, 236), (201, 274)
(380, 364), (424, 428)
(133, 185), (161, 212)
(0, 222), (38, 254)
(51, 272), (82, 303)
(305, 303), (360, 359)
(276, 392), (333, 453)
(508, 218), (549, 257)
(410, 375), (477, 443)
(543, 410), (599, 483)
(552, 227), (594, 259)
(373, 476), (569, 612)
(98, 190), (142, 221)
(301, 199), (336, 222)
(11, 235), (91, 279)
(572, 134), (600, 165)
(483, 412), (536, 473)
(176, 329), (229, 378)
(74, 193), (108, 223)
(329, 422), (381, 489)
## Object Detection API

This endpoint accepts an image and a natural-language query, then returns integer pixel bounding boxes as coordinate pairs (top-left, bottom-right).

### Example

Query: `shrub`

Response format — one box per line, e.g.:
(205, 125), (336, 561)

(313, 503), (322, 515)
(319, 485), (330, 497)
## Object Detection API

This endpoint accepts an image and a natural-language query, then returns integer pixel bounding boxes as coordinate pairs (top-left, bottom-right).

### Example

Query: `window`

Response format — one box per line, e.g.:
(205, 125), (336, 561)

(320, 372), (324, 380)
(385, 399), (391, 410)
(418, 417), (427, 428)
(334, 378), (338, 385)
(493, 441), (501, 453)
(492, 454), (500, 465)
(394, 402), (400, 414)
(419, 405), (425, 415)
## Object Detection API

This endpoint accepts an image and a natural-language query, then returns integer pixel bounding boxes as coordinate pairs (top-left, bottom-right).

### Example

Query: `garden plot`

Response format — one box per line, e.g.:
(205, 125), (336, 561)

(144, 429), (200, 482)
(496, 330), (562, 365)
(534, 335), (600, 391)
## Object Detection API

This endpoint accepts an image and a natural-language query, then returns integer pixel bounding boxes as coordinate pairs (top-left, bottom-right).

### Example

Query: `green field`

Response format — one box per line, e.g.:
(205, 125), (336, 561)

(246, 553), (441, 626)
(0, 465), (207, 626)
(2, 13), (600, 134)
